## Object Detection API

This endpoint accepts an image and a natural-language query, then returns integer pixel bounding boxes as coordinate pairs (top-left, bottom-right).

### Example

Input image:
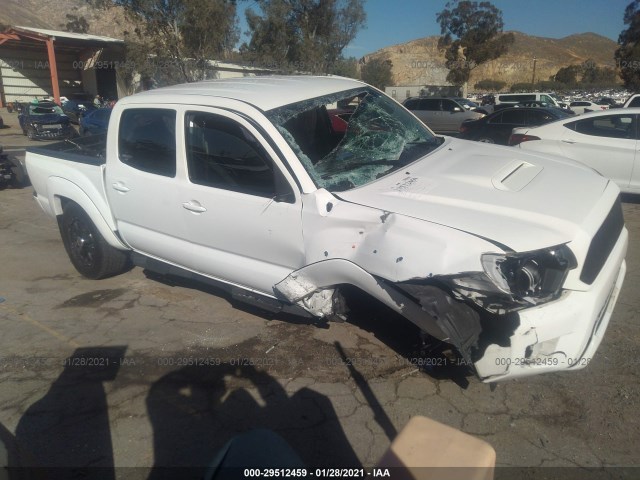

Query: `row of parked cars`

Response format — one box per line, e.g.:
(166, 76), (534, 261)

(401, 93), (639, 194)
(16, 99), (111, 140)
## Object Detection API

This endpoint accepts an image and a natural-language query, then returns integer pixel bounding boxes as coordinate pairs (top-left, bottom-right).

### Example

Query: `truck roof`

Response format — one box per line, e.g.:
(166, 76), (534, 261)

(123, 75), (367, 112)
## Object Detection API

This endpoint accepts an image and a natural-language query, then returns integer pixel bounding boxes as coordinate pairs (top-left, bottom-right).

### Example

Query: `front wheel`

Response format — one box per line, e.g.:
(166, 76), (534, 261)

(60, 203), (129, 279)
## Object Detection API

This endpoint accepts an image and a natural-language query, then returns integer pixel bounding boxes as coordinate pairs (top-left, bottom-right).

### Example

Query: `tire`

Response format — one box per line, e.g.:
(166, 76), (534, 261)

(60, 203), (129, 279)
(10, 163), (26, 188)
(477, 137), (494, 144)
(26, 127), (36, 140)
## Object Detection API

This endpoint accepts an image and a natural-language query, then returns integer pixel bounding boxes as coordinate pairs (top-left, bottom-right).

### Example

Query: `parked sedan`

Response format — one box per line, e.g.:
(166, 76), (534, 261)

(79, 108), (112, 136)
(18, 101), (74, 140)
(403, 97), (485, 135)
(458, 107), (570, 145)
(510, 108), (640, 193)
(569, 100), (609, 115)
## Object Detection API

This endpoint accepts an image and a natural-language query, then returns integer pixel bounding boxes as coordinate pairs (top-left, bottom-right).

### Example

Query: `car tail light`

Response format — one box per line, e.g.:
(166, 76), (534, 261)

(508, 134), (540, 146)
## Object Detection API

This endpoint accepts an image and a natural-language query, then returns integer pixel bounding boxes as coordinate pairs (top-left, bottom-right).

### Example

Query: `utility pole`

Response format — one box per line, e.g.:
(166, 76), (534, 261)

(531, 56), (537, 87)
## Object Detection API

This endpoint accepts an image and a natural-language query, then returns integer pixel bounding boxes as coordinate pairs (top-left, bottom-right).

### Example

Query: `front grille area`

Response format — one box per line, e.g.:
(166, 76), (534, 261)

(580, 196), (624, 284)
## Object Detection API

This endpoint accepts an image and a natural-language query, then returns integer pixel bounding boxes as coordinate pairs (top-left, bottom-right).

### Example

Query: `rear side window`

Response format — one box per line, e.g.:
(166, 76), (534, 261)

(404, 99), (419, 109)
(118, 108), (176, 177)
(418, 99), (440, 110)
(565, 114), (636, 139)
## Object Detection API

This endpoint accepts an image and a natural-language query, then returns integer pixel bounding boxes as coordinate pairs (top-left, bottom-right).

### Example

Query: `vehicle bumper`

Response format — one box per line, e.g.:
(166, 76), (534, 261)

(32, 128), (73, 140)
(473, 227), (628, 382)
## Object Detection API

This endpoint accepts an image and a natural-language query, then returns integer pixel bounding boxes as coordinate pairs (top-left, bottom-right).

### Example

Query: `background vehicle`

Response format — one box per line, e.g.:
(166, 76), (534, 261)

(622, 93), (640, 107)
(569, 100), (609, 115)
(459, 107), (570, 145)
(495, 92), (562, 108)
(79, 108), (112, 136)
(18, 101), (74, 140)
(62, 99), (97, 124)
(0, 145), (28, 188)
(403, 97), (485, 135)
(25, 76), (627, 382)
(510, 108), (640, 193)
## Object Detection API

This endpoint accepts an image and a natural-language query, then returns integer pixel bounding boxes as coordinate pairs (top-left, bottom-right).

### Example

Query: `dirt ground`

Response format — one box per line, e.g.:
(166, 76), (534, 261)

(1, 115), (639, 478)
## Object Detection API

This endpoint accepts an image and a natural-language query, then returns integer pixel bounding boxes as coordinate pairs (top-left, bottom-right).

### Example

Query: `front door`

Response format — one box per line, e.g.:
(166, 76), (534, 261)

(177, 108), (305, 295)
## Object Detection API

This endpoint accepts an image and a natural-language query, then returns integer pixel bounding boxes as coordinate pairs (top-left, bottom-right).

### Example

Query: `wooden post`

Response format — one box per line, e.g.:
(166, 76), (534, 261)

(46, 38), (61, 104)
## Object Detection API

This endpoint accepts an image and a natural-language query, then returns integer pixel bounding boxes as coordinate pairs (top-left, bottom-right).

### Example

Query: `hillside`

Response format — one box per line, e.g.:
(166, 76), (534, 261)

(0, 0), (131, 39)
(362, 31), (619, 88)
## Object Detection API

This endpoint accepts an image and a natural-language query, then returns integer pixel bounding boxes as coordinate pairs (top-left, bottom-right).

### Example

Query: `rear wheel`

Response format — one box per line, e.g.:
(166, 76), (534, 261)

(60, 203), (129, 279)
(10, 163), (26, 188)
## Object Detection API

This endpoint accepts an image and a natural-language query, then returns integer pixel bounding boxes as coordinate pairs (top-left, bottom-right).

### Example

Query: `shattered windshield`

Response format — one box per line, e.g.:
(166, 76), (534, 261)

(267, 87), (440, 192)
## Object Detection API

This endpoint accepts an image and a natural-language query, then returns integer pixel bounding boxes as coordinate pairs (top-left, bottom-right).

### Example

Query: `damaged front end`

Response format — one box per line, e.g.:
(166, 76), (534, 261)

(274, 244), (581, 382)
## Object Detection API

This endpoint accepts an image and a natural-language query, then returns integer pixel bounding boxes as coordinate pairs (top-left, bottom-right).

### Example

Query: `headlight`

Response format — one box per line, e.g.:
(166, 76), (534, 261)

(481, 245), (577, 301)
(438, 245), (577, 314)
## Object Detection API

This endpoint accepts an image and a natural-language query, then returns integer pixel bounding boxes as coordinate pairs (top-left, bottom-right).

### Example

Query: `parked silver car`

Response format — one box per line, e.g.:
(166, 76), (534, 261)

(403, 97), (485, 135)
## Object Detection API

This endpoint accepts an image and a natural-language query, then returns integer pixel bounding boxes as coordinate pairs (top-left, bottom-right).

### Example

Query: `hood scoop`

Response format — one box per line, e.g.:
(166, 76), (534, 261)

(491, 160), (543, 192)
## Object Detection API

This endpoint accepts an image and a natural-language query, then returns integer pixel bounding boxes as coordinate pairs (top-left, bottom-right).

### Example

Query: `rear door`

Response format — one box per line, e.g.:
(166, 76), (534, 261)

(559, 113), (636, 190)
(105, 107), (189, 265)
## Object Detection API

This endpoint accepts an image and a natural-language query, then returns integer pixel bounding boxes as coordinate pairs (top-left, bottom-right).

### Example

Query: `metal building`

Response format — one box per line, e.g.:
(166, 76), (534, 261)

(0, 26), (125, 107)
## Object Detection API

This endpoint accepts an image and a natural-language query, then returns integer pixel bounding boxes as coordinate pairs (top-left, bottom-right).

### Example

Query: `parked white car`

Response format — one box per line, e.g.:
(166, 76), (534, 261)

(569, 100), (609, 115)
(510, 108), (640, 193)
(25, 76), (627, 382)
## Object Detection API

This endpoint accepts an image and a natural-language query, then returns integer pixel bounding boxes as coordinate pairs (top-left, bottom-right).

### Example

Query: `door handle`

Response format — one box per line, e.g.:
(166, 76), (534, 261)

(112, 182), (130, 193)
(561, 139), (577, 144)
(182, 201), (207, 213)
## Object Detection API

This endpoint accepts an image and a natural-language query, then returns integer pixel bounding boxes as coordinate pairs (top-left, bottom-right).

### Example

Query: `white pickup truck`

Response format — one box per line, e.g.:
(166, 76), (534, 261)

(26, 76), (628, 382)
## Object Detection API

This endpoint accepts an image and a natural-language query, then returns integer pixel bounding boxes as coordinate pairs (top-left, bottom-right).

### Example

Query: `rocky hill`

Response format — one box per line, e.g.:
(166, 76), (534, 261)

(0, 0), (131, 39)
(362, 31), (619, 88)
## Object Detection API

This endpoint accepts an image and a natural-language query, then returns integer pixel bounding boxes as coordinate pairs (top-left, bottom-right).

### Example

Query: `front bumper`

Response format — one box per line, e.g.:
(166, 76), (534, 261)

(32, 126), (73, 139)
(473, 227), (628, 382)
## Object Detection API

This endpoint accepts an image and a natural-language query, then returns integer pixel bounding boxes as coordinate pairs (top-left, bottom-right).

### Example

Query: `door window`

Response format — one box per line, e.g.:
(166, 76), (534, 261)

(565, 114), (636, 139)
(118, 108), (177, 177)
(185, 112), (278, 197)
(500, 109), (526, 125)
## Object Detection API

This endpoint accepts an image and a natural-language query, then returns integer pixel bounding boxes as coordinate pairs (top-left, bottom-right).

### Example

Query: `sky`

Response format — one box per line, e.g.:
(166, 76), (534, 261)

(238, 0), (632, 57)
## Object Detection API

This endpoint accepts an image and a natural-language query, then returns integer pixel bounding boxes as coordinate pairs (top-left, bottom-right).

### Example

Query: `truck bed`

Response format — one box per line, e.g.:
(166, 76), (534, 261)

(25, 134), (117, 237)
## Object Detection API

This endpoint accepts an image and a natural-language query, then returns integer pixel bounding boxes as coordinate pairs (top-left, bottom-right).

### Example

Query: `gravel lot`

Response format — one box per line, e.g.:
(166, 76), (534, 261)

(1, 115), (639, 478)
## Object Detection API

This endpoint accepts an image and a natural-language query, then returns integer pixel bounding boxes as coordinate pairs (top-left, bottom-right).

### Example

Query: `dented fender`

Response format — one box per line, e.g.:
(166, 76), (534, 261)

(274, 259), (448, 341)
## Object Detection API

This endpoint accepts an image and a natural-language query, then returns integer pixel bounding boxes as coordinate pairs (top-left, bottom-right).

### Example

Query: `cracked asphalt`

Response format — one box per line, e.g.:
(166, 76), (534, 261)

(0, 133), (639, 477)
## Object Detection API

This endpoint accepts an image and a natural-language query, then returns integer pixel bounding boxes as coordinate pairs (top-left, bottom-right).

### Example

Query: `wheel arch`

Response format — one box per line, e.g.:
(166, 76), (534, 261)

(274, 258), (448, 341)
(49, 178), (129, 251)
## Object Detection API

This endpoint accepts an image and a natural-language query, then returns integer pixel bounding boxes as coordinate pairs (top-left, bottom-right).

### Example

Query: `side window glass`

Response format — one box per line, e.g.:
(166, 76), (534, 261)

(420, 99), (439, 110)
(118, 109), (176, 177)
(441, 100), (457, 112)
(500, 109), (526, 125)
(572, 115), (635, 139)
(629, 97), (640, 107)
(185, 112), (277, 197)
(528, 111), (553, 125)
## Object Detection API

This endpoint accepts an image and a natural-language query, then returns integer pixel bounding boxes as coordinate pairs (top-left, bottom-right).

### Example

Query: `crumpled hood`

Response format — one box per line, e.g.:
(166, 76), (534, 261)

(338, 138), (610, 252)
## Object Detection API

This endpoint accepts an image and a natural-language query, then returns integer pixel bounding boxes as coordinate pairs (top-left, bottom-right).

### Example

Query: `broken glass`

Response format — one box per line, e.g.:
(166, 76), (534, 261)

(267, 87), (441, 192)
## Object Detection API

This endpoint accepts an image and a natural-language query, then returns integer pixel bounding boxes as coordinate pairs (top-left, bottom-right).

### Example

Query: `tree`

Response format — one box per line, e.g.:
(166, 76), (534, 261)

(473, 79), (506, 91)
(436, 1), (514, 88)
(241, 0), (366, 74)
(555, 65), (580, 85)
(361, 58), (392, 89)
(328, 56), (360, 79)
(616, 0), (640, 91)
(93, 0), (239, 84)
(63, 14), (90, 34)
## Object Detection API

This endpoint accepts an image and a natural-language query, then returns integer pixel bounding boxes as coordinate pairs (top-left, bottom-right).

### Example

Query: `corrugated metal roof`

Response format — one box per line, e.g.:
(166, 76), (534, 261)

(14, 26), (123, 44)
